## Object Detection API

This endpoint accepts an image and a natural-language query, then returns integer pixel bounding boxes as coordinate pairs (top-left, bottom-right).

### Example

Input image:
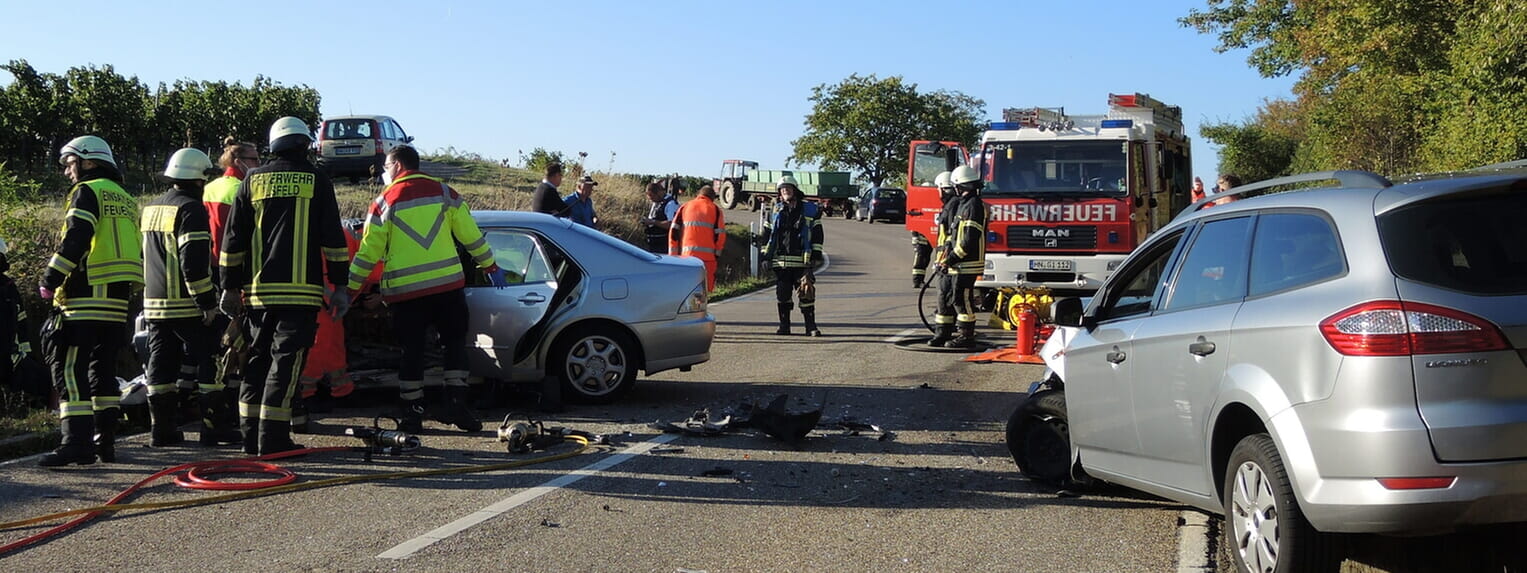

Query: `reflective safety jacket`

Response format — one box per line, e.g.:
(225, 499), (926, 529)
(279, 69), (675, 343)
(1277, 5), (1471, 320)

(942, 194), (988, 276)
(203, 168), (243, 258)
(668, 195), (726, 260)
(43, 171), (144, 323)
(348, 170), (496, 303)
(218, 153), (348, 308)
(141, 184), (217, 320)
(760, 200), (823, 269)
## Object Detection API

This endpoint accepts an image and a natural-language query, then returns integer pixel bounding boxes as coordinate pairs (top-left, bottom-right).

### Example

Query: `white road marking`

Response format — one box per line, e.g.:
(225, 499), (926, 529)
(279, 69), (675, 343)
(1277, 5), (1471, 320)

(376, 432), (681, 559)
(1176, 510), (1215, 572)
(885, 328), (922, 344)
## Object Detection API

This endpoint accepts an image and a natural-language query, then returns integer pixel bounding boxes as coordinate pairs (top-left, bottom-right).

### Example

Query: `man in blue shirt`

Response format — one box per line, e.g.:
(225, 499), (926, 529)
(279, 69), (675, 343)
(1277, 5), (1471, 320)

(563, 175), (598, 228)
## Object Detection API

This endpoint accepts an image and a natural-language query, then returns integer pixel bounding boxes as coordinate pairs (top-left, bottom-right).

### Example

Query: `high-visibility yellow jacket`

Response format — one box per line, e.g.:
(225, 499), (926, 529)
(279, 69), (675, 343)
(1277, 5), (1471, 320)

(43, 172), (144, 323)
(218, 154), (349, 308)
(141, 185), (217, 321)
(348, 171), (496, 302)
(203, 169), (243, 258)
(668, 195), (726, 260)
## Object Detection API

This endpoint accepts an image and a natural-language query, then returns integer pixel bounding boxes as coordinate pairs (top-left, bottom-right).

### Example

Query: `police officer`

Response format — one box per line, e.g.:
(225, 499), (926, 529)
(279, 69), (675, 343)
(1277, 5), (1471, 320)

(141, 149), (242, 447)
(349, 145), (506, 434)
(928, 165), (987, 348)
(759, 176), (825, 336)
(912, 171), (956, 289)
(219, 117), (350, 455)
(38, 136), (144, 467)
(641, 182), (679, 253)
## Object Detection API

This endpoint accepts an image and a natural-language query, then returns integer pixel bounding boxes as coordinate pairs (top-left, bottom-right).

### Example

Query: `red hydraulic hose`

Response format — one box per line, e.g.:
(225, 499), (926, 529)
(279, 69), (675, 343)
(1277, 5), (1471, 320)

(0, 446), (348, 556)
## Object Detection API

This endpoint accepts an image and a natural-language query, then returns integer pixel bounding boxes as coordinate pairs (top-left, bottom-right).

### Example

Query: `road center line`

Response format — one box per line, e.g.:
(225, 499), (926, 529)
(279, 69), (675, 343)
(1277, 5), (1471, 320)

(376, 432), (681, 560)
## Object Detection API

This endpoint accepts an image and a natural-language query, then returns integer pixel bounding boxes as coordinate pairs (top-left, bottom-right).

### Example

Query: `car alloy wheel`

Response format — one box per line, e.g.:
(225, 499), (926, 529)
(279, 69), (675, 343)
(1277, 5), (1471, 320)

(1222, 433), (1335, 573)
(1229, 458), (1280, 572)
(555, 328), (638, 403)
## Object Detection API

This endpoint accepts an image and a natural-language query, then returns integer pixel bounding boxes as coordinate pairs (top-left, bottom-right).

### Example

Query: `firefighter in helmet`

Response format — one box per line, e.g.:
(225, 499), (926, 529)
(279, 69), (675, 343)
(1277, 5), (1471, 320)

(928, 165), (987, 348)
(911, 171), (956, 289)
(759, 175), (825, 336)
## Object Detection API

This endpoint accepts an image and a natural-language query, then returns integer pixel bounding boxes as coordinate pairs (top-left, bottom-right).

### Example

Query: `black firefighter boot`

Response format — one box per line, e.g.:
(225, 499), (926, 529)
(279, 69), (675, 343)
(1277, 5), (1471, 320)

(148, 393), (185, 447)
(257, 420), (305, 456)
(290, 395), (311, 435)
(199, 391), (243, 446)
(775, 303), (793, 335)
(913, 275), (924, 289)
(241, 415), (260, 456)
(947, 322), (979, 349)
(436, 385), (483, 433)
(802, 307), (822, 337)
(94, 408), (119, 462)
(39, 415), (97, 468)
(927, 324), (955, 348)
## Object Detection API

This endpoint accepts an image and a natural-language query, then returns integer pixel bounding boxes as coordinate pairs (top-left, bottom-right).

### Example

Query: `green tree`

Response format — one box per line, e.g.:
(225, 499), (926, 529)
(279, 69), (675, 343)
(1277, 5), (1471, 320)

(789, 74), (984, 187)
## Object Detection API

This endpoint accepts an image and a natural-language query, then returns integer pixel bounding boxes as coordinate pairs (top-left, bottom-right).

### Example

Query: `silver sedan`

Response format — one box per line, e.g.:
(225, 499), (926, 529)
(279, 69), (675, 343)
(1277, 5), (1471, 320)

(464, 211), (715, 403)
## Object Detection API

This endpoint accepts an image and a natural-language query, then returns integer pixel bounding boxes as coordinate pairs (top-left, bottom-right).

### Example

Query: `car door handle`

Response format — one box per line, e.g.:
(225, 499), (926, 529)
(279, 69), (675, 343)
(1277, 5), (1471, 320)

(517, 293), (546, 305)
(1189, 337), (1217, 356)
(1106, 347), (1126, 364)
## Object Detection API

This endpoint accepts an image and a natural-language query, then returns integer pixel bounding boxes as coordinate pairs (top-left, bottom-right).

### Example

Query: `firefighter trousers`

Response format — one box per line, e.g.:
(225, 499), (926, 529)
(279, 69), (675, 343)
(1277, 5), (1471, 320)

(391, 289), (469, 401)
(146, 318), (214, 397)
(935, 273), (980, 326)
(911, 234), (932, 282)
(48, 319), (124, 419)
(240, 308), (318, 423)
(773, 267), (815, 309)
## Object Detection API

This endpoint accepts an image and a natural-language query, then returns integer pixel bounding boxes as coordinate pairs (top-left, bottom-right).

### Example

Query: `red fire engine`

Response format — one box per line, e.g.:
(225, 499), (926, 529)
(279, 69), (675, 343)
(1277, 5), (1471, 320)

(906, 93), (1192, 294)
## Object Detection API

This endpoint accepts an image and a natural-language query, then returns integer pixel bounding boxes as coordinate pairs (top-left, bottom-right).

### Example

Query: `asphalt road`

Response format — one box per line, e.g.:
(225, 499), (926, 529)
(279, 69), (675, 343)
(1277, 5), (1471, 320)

(0, 215), (1188, 571)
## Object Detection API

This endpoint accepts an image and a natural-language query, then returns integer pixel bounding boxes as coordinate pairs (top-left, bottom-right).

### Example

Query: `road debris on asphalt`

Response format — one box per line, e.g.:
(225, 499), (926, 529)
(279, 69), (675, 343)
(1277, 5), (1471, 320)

(650, 394), (896, 444)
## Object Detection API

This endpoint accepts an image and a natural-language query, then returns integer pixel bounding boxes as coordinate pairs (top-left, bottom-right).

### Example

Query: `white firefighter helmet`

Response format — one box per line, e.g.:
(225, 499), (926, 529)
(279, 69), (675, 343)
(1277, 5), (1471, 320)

(951, 165), (981, 186)
(268, 116), (312, 152)
(776, 175), (799, 191)
(163, 148), (214, 180)
(58, 135), (116, 168)
(934, 171), (953, 190)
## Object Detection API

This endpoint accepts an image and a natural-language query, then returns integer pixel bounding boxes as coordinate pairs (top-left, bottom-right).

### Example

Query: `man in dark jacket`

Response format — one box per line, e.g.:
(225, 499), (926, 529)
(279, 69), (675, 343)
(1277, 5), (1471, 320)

(531, 162), (567, 216)
(219, 117), (350, 455)
(928, 165), (988, 348)
(640, 182), (679, 253)
(141, 149), (242, 448)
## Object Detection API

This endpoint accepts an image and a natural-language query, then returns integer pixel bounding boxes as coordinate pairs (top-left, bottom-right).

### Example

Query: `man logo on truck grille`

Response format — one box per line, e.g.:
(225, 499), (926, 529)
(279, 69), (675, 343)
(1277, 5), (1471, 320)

(1045, 238), (1058, 247)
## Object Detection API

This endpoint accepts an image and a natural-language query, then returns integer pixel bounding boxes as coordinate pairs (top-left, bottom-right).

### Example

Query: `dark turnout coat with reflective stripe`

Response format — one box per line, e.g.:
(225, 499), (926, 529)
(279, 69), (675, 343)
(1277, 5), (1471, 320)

(141, 185), (217, 320)
(43, 168), (143, 323)
(942, 194), (988, 275)
(218, 154), (348, 308)
(347, 171), (495, 303)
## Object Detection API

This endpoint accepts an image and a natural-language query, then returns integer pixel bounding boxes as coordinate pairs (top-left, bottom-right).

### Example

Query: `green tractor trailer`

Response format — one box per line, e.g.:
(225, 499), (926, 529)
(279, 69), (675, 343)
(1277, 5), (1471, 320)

(713, 159), (858, 216)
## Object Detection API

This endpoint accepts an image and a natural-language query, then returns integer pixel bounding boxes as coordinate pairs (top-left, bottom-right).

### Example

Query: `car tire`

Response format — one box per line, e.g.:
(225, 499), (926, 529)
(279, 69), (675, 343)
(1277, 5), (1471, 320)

(1005, 389), (1074, 486)
(551, 326), (638, 404)
(1222, 433), (1339, 573)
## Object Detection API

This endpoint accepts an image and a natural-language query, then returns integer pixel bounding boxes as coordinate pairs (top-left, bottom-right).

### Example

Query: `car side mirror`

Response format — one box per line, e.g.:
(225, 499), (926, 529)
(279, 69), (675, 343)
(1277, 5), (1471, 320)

(1052, 297), (1088, 329)
(403, 136), (415, 143)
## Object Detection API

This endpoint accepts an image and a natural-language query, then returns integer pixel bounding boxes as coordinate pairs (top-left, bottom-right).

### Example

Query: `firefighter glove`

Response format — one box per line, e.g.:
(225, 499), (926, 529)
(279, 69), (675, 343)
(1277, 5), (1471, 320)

(326, 285), (350, 319)
(219, 289), (243, 317)
(486, 265), (510, 289)
(201, 307), (218, 326)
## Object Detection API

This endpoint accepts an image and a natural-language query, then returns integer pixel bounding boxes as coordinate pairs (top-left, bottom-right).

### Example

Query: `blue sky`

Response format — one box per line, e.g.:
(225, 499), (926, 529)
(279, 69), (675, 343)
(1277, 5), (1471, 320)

(0, 0), (1295, 182)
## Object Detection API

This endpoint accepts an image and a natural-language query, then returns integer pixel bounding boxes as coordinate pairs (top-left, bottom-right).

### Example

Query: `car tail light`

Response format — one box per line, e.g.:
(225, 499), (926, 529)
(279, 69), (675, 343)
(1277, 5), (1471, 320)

(1376, 477), (1456, 490)
(1319, 300), (1509, 356)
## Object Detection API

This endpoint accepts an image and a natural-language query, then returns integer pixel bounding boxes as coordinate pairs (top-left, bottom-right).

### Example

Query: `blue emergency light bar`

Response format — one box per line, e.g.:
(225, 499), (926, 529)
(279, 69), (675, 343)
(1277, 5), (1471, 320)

(1100, 119), (1134, 128)
(987, 122), (1023, 130)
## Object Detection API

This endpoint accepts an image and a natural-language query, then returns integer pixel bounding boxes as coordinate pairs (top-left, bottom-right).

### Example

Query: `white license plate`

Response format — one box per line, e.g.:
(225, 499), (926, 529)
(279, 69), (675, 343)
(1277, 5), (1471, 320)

(335, 147), (362, 156)
(1029, 259), (1073, 271)
(884, 209), (901, 214)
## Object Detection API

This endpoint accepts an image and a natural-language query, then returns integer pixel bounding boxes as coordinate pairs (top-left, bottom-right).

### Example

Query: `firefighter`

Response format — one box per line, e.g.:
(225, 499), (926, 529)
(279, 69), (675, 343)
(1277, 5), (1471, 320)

(140, 149), (241, 447)
(641, 182), (679, 253)
(37, 136), (144, 467)
(669, 184), (726, 292)
(911, 171), (956, 289)
(348, 145), (506, 434)
(219, 117), (351, 455)
(759, 176), (824, 336)
(201, 138), (260, 435)
(928, 165), (987, 348)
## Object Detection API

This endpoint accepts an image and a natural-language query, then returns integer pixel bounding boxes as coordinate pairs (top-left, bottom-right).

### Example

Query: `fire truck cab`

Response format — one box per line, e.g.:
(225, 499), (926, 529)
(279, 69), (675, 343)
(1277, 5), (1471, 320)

(973, 93), (1192, 293)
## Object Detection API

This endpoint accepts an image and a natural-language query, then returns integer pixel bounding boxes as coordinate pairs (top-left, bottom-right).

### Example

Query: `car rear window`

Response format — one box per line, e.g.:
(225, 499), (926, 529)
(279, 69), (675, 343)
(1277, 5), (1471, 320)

(875, 189), (905, 199)
(323, 119), (376, 140)
(1379, 189), (1527, 295)
(1248, 212), (1344, 296)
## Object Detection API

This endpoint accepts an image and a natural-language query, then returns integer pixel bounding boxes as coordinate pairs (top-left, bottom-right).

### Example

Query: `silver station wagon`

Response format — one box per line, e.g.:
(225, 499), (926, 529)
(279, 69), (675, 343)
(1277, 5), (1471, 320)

(1007, 163), (1527, 572)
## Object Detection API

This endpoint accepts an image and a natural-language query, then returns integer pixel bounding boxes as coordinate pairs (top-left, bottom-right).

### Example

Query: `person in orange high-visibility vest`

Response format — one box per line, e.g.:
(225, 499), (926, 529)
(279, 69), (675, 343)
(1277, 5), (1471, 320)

(669, 184), (726, 292)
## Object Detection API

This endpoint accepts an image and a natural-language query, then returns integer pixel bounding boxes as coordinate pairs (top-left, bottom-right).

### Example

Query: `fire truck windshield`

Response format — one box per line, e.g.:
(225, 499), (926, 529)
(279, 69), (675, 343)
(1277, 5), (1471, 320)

(981, 141), (1128, 196)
